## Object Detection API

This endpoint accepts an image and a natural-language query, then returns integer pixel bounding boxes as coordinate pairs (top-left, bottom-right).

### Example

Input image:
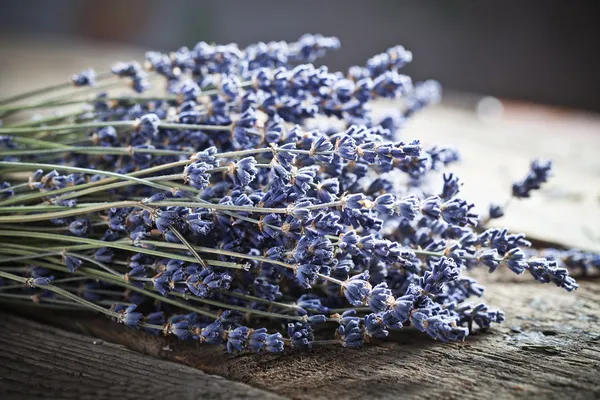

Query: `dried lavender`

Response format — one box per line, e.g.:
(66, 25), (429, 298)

(486, 159), (552, 221)
(0, 34), (588, 354)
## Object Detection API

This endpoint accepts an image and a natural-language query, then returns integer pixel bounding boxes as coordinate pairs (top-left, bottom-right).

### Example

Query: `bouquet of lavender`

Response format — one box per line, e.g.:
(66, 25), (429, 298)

(0, 34), (596, 352)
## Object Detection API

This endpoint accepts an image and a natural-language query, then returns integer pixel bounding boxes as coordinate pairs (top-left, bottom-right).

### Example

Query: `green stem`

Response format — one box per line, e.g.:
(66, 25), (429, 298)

(0, 121), (232, 135)
(1, 146), (193, 158)
(0, 276), (90, 291)
(0, 299), (86, 310)
(0, 245), (319, 322)
(4, 248), (295, 322)
(0, 199), (298, 223)
(0, 251), (64, 264)
(0, 161), (181, 197)
(0, 230), (247, 270)
(0, 182), (28, 195)
(0, 159), (190, 206)
(0, 71), (113, 106)
(0, 293), (88, 309)
(54, 174), (185, 202)
(218, 289), (300, 312)
(306, 200), (342, 211)
(0, 200), (138, 222)
(0, 270), (118, 317)
(65, 252), (124, 277)
(0, 205), (85, 213)
(170, 291), (305, 322)
(139, 239), (344, 286)
(140, 240), (291, 268)
(9, 136), (72, 149)
(8, 110), (90, 129)
(0, 247), (220, 319)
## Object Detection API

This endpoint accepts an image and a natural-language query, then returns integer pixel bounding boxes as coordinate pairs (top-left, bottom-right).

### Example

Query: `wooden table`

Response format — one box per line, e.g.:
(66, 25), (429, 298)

(1, 37), (599, 400)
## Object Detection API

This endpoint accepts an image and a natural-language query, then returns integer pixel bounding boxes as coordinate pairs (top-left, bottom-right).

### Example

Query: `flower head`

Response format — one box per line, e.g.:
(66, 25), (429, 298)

(229, 157), (258, 186)
(513, 160), (552, 198)
(342, 271), (372, 306)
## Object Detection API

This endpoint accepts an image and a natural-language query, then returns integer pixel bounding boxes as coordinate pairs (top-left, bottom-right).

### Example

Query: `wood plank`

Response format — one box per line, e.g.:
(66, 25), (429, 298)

(0, 312), (285, 400)
(14, 271), (600, 400)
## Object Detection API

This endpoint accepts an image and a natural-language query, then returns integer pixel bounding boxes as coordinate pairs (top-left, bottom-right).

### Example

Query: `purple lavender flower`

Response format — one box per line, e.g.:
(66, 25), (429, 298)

(391, 293), (416, 322)
(478, 228), (531, 256)
(335, 135), (358, 160)
(227, 326), (250, 352)
(337, 314), (363, 348)
(366, 45), (413, 76)
(200, 320), (224, 344)
(308, 315), (327, 324)
(421, 195), (442, 220)
(364, 313), (389, 338)
(63, 254), (82, 272)
(71, 68), (96, 86)
(397, 195), (420, 220)
(28, 277), (52, 287)
(440, 173), (462, 201)
(94, 247), (114, 263)
(411, 312), (468, 342)
(136, 113), (161, 139)
(290, 33), (341, 62)
(374, 194), (396, 215)
(372, 71), (412, 98)
(457, 303), (505, 332)
(264, 332), (285, 352)
(512, 160), (552, 198)
(420, 257), (460, 295)
(144, 312), (165, 335)
(229, 157), (258, 186)
(309, 135), (334, 162)
(116, 304), (143, 328)
(68, 219), (90, 237)
(295, 263), (320, 289)
(503, 248), (528, 274)
(488, 204), (505, 219)
(368, 282), (393, 313)
(316, 178), (340, 203)
(167, 319), (193, 340)
(527, 258), (578, 291)
(288, 322), (314, 350)
(441, 198), (477, 227)
(184, 162), (212, 189)
(478, 249), (501, 272)
(342, 271), (372, 306)
(112, 61), (143, 77)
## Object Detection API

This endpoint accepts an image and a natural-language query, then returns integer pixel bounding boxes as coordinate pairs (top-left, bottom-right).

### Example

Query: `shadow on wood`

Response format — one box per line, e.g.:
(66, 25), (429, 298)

(6, 274), (600, 400)
(0, 312), (284, 400)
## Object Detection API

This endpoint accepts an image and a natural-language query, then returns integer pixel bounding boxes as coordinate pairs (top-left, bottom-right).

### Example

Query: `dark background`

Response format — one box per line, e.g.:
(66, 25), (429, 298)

(0, 0), (599, 111)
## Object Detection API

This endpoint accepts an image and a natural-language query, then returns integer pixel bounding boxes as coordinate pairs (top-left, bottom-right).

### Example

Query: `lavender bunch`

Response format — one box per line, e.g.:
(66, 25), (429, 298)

(0, 34), (587, 353)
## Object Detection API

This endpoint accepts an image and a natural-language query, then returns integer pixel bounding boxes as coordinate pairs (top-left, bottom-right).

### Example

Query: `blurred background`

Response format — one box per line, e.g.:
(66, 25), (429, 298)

(0, 0), (599, 111)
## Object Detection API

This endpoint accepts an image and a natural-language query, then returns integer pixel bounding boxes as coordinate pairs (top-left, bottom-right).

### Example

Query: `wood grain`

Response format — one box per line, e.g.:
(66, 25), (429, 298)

(12, 270), (600, 400)
(0, 312), (284, 400)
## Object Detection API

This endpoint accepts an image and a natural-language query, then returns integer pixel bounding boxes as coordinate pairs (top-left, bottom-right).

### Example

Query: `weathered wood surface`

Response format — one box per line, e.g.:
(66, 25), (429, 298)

(10, 270), (600, 400)
(1, 36), (600, 400)
(0, 312), (284, 400)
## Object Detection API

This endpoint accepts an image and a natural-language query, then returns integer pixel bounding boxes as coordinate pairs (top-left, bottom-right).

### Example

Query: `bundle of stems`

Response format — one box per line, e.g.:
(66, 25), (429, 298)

(0, 34), (590, 352)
